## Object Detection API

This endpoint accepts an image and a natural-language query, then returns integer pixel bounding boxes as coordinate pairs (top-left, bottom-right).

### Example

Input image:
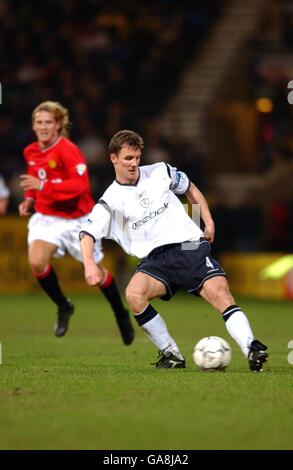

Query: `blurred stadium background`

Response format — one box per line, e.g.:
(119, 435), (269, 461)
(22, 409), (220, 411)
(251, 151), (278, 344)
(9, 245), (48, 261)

(1, 0), (293, 452)
(0, 0), (292, 298)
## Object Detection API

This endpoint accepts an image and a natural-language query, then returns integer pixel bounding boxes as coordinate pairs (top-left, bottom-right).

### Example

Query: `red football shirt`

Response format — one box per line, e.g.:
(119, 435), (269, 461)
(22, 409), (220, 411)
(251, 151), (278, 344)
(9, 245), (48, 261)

(23, 136), (95, 218)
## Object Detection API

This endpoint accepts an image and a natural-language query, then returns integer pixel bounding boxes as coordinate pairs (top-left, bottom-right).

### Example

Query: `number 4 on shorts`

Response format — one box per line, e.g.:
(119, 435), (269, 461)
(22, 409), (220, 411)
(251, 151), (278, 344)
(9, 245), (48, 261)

(206, 257), (214, 268)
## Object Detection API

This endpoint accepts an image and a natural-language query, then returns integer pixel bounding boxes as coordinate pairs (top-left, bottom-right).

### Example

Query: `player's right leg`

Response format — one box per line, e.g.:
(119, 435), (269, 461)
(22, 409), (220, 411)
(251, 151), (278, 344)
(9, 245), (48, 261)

(126, 272), (185, 368)
(199, 276), (268, 371)
(28, 240), (74, 337)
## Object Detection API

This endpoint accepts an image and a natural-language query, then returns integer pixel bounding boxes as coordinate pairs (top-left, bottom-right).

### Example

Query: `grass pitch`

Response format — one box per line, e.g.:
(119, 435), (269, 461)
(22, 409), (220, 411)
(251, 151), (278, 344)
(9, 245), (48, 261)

(0, 293), (293, 450)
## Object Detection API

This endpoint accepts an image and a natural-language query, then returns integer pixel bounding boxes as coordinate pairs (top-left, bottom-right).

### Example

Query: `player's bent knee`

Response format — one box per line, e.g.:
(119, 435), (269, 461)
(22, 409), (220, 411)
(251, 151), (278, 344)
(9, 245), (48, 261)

(125, 286), (146, 313)
(213, 286), (233, 304)
(201, 279), (234, 309)
(29, 256), (48, 274)
(125, 287), (138, 306)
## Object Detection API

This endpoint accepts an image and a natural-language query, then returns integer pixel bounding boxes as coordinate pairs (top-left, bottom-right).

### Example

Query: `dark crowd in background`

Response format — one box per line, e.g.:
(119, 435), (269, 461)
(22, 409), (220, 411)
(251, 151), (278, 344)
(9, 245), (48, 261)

(0, 0), (292, 253)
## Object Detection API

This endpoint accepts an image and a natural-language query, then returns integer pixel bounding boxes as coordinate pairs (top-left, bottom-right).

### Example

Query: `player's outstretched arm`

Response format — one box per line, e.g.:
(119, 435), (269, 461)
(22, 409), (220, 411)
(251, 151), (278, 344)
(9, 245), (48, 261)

(80, 233), (103, 286)
(185, 182), (215, 243)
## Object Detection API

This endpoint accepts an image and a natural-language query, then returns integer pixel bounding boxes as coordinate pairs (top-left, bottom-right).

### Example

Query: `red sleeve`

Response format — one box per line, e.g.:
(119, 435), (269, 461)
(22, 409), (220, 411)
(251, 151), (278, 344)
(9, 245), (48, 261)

(40, 145), (89, 201)
(23, 148), (36, 200)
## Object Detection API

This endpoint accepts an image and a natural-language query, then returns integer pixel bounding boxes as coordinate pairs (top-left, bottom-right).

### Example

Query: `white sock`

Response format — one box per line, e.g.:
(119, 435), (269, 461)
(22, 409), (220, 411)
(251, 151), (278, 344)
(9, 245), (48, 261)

(225, 310), (254, 357)
(140, 314), (184, 360)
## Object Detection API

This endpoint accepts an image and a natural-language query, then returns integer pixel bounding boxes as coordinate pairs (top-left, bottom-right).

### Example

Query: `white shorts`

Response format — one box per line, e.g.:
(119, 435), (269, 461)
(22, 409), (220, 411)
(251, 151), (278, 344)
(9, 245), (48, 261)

(28, 212), (103, 263)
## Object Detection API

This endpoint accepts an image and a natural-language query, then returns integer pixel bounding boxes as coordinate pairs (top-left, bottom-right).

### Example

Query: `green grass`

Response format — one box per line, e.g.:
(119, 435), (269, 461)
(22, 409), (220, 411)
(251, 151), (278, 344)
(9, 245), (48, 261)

(0, 293), (293, 450)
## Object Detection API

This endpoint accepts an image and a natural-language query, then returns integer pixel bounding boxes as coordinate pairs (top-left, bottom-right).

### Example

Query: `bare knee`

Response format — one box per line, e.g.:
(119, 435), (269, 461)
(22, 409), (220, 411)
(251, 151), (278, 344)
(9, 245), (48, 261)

(201, 277), (235, 312)
(125, 284), (147, 314)
(28, 241), (55, 274)
(29, 253), (49, 274)
(212, 285), (235, 308)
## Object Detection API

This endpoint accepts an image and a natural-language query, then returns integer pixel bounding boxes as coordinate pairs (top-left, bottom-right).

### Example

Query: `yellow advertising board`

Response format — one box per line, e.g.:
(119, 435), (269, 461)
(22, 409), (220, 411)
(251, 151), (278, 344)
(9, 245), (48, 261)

(0, 217), (291, 298)
(220, 252), (290, 299)
(0, 216), (118, 293)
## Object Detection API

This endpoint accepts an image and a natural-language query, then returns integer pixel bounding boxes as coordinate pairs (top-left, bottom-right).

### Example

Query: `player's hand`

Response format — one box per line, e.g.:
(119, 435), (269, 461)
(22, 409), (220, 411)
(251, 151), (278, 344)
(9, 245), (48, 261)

(84, 262), (103, 286)
(20, 174), (42, 191)
(204, 222), (215, 243)
(18, 199), (34, 216)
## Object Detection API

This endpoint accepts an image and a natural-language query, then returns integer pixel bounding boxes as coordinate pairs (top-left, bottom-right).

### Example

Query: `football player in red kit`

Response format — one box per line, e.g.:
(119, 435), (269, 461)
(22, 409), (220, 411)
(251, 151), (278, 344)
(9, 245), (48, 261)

(19, 101), (134, 344)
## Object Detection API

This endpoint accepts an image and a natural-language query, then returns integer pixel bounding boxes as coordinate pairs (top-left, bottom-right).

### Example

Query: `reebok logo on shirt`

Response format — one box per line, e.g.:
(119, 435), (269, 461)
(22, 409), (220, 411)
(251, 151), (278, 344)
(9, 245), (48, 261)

(132, 203), (168, 230)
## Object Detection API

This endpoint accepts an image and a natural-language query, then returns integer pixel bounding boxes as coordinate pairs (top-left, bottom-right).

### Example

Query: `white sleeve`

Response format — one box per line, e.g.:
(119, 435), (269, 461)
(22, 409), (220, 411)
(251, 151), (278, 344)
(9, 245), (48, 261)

(80, 201), (111, 241)
(167, 164), (190, 195)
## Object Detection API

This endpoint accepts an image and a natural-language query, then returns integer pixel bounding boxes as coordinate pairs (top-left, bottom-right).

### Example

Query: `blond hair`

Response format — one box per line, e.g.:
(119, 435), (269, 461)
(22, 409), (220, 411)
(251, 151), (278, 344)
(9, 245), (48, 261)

(32, 101), (70, 137)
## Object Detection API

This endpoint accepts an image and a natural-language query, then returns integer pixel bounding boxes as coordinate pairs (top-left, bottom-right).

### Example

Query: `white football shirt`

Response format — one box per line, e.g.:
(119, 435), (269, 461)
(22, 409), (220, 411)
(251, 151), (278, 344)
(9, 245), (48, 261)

(81, 163), (203, 258)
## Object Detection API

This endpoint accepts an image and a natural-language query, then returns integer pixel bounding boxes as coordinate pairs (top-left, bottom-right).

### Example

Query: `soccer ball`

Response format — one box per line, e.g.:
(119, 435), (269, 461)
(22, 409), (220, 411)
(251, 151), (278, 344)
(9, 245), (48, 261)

(193, 336), (232, 371)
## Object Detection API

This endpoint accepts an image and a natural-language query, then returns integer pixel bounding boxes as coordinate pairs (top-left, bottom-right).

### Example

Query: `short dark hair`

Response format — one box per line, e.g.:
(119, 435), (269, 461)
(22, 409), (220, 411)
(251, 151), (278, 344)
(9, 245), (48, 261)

(108, 130), (144, 155)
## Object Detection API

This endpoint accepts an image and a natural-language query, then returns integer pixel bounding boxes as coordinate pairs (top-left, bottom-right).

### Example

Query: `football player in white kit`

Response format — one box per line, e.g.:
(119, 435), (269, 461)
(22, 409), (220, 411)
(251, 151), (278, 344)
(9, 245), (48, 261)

(80, 130), (268, 371)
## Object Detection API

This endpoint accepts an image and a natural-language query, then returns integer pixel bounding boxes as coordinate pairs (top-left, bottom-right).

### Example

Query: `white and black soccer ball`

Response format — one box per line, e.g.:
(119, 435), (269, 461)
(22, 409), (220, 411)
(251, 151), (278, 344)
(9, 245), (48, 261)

(193, 336), (232, 371)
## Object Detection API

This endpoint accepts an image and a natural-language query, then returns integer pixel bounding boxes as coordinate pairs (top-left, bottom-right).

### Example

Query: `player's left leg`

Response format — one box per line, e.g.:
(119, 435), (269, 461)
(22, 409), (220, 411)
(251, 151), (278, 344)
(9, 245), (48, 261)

(126, 272), (185, 368)
(28, 239), (74, 337)
(199, 276), (268, 371)
(98, 264), (134, 345)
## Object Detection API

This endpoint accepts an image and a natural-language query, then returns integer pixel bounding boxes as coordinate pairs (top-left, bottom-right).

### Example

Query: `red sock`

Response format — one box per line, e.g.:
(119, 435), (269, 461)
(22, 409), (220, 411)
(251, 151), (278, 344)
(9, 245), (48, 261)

(100, 271), (113, 289)
(33, 264), (52, 279)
